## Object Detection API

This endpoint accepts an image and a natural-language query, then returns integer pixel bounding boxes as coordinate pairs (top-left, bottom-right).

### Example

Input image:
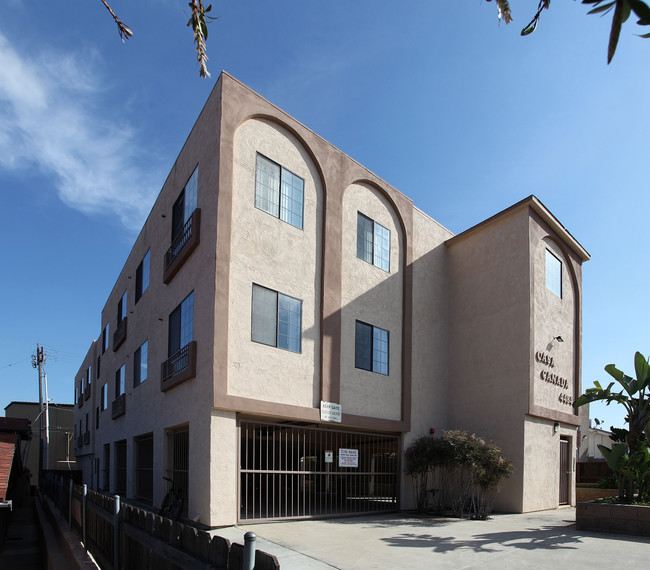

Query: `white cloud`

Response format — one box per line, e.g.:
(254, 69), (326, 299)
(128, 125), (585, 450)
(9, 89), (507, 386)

(0, 32), (161, 231)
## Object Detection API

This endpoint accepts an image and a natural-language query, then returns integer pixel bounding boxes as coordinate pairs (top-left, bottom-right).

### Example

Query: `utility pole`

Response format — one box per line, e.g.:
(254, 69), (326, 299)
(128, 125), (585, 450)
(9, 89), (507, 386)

(32, 344), (45, 486)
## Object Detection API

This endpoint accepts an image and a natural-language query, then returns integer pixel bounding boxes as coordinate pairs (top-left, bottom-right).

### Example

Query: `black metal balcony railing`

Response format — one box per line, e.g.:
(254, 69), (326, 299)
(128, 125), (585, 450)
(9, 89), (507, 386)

(84, 383), (91, 400)
(161, 341), (197, 392)
(163, 209), (201, 284)
(77, 435), (83, 448)
(113, 316), (128, 351)
(84, 431), (90, 445)
(112, 393), (126, 419)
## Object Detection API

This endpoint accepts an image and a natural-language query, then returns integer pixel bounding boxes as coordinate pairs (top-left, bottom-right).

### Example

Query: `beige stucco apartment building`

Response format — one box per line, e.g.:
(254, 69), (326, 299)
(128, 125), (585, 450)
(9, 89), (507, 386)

(73, 72), (589, 526)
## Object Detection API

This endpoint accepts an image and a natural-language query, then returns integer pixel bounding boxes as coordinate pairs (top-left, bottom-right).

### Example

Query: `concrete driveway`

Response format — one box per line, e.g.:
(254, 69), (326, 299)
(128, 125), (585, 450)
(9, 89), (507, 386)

(214, 507), (650, 569)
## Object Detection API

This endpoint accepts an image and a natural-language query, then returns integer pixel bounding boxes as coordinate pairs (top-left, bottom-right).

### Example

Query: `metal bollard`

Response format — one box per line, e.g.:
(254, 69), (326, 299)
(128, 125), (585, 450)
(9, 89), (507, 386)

(114, 495), (121, 570)
(82, 484), (88, 550)
(243, 531), (257, 570)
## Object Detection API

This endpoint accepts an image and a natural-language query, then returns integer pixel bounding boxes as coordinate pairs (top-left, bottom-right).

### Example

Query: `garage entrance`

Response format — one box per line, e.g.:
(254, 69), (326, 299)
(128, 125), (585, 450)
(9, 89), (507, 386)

(239, 419), (399, 521)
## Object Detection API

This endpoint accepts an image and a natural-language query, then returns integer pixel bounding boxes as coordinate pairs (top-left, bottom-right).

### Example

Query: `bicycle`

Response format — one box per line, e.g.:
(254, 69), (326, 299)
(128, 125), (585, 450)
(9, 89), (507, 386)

(159, 476), (184, 521)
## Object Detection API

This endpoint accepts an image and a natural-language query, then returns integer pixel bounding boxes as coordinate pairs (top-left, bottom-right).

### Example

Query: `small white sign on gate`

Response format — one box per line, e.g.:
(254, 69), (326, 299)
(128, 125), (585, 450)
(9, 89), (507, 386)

(320, 401), (342, 423)
(324, 450), (333, 463)
(338, 448), (359, 468)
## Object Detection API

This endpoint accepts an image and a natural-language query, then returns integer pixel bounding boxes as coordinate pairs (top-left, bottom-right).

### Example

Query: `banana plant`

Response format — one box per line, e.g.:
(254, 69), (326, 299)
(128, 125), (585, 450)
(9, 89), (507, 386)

(575, 352), (650, 457)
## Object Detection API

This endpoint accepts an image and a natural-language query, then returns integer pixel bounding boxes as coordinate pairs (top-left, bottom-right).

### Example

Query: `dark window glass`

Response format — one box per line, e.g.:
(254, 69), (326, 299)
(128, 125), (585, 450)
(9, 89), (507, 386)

(355, 320), (389, 375)
(168, 292), (194, 356)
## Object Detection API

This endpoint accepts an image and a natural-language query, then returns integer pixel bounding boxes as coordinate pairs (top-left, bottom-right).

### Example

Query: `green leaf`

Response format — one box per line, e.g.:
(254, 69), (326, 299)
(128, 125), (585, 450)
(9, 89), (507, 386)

(588, 1), (617, 14)
(629, 0), (650, 20)
(600, 443), (628, 471)
(635, 352), (650, 386)
(605, 364), (625, 383)
(608, 1), (625, 63)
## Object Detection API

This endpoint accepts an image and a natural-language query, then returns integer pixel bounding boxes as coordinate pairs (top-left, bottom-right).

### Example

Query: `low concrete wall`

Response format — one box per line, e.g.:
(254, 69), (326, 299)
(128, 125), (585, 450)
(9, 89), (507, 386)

(575, 488), (618, 502)
(576, 501), (650, 536)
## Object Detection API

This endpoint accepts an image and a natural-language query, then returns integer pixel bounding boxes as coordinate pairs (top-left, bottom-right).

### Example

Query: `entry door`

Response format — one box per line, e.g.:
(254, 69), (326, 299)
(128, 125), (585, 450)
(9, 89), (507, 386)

(559, 438), (570, 505)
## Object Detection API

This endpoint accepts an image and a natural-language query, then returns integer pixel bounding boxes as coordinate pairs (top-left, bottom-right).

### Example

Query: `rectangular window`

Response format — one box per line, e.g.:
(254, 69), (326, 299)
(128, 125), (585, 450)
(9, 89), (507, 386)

(114, 439), (127, 496)
(97, 356), (101, 379)
(252, 284), (302, 353)
(135, 249), (150, 303)
(254, 154), (304, 230)
(100, 383), (108, 411)
(103, 444), (110, 491)
(134, 434), (154, 503)
(95, 407), (99, 429)
(546, 249), (562, 298)
(102, 323), (109, 353)
(355, 320), (389, 375)
(134, 341), (148, 387)
(115, 364), (126, 398)
(117, 290), (127, 325)
(87, 365), (92, 388)
(168, 292), (194, 356)
(171, 168), (198, 240)
(357, 212), (390, 272)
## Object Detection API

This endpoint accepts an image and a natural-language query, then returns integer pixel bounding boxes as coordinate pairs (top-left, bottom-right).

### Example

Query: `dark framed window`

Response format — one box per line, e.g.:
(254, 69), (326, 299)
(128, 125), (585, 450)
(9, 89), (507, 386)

(117, 290), (127, 325)
(168, 292), (194, 356)
(134, 340), (148, 387)
(252, 284), (302, 353)
(545, 249), (562, 298)
(103, 444), (110, 491)
(134, 434), (154, 503)
(355, 320), (389, 375)
(171, 168), (198, 240)
(357, 212), (390, 272)
(102, 323), (109, 353)
(115, 364), (126, 398)
(135, 249), (150, 303)
(114, 439), (127, 496)
(97, 356), (101, 379)
(254, 153), (304, 230)
(95, 406), (99, 429)
(100, 383), (108, 411)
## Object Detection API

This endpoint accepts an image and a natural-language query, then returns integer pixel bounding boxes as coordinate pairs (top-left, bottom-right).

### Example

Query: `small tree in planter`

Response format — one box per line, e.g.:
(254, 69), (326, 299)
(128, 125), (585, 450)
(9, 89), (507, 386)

(574, 351), (650, 502)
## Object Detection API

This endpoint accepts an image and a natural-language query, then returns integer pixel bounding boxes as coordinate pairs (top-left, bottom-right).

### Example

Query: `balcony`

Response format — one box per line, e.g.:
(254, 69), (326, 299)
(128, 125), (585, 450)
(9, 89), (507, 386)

(161, 341), (197, 392)
(77, 395), (83, 408)
(112, 393), (126, 419)
(84, 384), (91, 400)
(84, 431), (90, 445)
(113, 317), (128, 351)
(77, 435), (83, 448)
(163, 209), (201, 284)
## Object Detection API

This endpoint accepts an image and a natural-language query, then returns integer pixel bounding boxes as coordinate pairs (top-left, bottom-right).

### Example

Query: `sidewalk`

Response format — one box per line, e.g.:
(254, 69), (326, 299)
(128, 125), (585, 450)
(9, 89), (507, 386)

(213, 508), (650, 569)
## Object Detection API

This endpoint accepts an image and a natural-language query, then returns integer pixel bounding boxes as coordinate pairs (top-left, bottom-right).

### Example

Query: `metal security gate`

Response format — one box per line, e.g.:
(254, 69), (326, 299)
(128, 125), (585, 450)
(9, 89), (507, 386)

(559, 438), (570, 505)
(240, 420), (399, 521)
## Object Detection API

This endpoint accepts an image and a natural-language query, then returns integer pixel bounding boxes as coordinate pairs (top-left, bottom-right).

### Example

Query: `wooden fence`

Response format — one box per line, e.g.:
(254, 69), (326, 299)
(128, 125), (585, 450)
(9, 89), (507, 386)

(577, 461), (613, 484)
(42, 472), (279, 570)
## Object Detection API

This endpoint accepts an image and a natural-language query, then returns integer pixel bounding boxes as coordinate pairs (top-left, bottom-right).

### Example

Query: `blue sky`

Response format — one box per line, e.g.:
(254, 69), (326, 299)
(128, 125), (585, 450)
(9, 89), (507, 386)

(1, 1), (648, 433)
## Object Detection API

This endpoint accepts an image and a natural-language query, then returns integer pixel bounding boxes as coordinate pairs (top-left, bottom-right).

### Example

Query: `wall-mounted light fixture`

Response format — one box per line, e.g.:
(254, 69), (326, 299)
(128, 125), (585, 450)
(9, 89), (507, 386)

(554, 336), (564, 343)
(553, 422), (560, 434)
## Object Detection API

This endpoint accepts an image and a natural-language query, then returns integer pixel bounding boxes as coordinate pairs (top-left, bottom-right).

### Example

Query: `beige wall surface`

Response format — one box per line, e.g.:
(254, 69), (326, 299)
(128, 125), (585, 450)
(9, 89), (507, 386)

(529, 213), (582, 426)
(445, 207), (534, 512)
(227, 118), (323, 408)
(400, 208), (453, 508)
(523, 417), (577, 510)
(340, 182), (403, 421)
(74, 79), (223, 515)
(208, 410), (238, 526)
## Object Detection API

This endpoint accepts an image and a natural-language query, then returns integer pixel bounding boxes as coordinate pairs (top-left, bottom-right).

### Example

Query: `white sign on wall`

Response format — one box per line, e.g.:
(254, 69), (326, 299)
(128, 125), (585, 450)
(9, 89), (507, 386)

(320, 401), (342, 423)
(338, 448), (359, 468)
(324, 450), (333, 463)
